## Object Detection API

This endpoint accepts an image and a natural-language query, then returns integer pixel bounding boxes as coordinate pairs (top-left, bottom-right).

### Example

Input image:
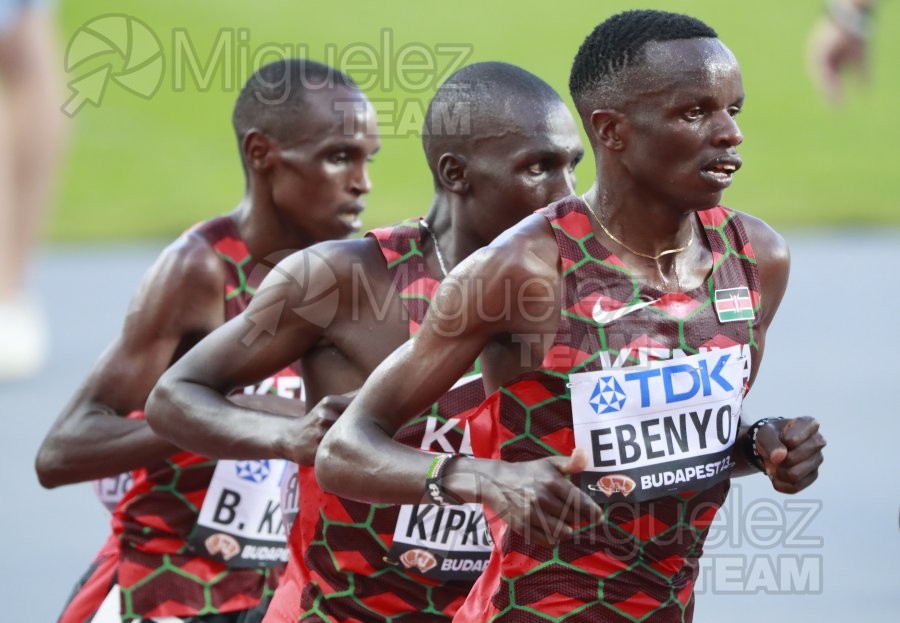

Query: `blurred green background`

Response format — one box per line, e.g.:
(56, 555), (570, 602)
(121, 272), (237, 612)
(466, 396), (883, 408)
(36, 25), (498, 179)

(53, 0), (899, 241)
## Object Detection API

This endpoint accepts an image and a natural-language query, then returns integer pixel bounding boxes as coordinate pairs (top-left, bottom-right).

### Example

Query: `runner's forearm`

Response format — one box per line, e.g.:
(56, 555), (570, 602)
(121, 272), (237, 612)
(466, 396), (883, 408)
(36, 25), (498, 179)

(35, 412), (178, 487)
(146, 377), (301, 461)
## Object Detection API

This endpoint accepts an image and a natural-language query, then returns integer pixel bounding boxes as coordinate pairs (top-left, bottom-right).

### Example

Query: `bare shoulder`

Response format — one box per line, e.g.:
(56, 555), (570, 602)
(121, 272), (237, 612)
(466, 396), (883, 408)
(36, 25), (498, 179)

(125, 229), (227, 335)
(260, 237), (389, 303)
(734, 210), (790, 272)
(163, 230), (227, 285)
(80, 226), (229, 404)
(463, 213), (560, 285)
(429, 214), (560, 338)
(301, 236), (386, 276)
(732, 209), (790, 326)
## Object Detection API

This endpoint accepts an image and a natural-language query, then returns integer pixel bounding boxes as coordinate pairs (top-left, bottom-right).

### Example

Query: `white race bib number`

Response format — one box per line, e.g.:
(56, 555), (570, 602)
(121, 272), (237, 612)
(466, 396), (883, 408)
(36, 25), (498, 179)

(569, 346), (747, 502)
(189, 459), (289, 568)
(387, 378), (493, 581)
(388, 501), (492, 581)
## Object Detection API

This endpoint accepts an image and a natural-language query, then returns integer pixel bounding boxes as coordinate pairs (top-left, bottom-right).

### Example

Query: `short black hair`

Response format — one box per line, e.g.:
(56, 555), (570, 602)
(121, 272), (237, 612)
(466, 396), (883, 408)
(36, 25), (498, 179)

(569, 10), (717, 115)
(422, 61), (564, 182)
(232, 59), (357, 174)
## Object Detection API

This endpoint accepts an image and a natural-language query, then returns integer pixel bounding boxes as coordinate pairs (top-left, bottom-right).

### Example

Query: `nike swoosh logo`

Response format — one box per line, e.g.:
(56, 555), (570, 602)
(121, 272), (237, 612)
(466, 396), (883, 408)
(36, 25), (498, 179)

(592, 297), (659, 324)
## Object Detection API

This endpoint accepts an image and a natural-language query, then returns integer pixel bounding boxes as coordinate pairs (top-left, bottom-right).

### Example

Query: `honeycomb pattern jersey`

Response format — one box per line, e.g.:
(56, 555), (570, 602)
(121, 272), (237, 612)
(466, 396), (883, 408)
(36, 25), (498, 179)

(291, 219), (486, 622)
(457, 197), (760, 623)
(108, 216), (299, 621)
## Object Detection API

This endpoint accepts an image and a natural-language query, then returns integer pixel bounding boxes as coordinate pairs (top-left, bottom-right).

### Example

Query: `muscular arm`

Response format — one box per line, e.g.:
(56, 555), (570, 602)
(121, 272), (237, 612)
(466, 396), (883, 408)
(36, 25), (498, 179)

(743, 211), (791, 391)
(730, 214), (825, 491)
(146, 244), (355, 465)
(35, 235), (226, 487)
(318, 218), (602, 545)
(729, 213), (790, 476)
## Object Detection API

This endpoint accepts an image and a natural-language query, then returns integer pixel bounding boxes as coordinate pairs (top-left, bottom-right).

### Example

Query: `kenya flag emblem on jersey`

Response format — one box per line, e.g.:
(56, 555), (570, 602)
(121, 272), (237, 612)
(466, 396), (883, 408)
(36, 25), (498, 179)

(714, 287), (755, 322)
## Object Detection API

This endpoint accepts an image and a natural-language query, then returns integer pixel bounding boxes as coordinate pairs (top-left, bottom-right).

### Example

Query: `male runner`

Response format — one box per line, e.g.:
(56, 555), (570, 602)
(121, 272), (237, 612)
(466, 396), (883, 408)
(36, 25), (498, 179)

(35, 59), (379, 622)
(146, 62), (584, 622)
(317, 11), (827, 623)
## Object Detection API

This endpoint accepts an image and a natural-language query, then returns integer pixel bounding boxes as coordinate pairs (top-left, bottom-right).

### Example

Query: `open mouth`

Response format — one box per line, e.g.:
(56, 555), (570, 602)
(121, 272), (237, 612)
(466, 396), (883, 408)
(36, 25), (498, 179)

(337, 210), (363, 231)
(700, 158), (741, 189)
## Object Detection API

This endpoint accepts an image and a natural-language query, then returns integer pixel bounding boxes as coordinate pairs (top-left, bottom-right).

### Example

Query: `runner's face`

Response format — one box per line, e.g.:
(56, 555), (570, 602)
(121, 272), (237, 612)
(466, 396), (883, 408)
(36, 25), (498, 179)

(619, 38), (744, 211)
(465, 102), (584, 241)
(271, 87), (380, 242)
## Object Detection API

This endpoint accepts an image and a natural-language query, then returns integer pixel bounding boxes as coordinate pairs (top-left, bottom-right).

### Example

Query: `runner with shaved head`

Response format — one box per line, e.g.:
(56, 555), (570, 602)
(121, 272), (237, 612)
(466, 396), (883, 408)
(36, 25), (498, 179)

(148, 62), (584, 622)
(37, 58), (379, 623)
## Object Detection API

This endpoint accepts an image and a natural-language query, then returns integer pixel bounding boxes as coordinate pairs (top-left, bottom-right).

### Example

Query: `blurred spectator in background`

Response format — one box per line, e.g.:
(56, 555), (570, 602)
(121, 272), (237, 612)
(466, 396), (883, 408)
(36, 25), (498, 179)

(808, 0), (877, 103)
(0, 1), (66, 381)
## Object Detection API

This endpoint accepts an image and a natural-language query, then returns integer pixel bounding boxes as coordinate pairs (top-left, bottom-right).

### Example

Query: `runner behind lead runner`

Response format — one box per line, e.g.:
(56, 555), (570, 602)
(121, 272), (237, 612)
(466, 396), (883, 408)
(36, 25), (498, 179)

(35, 59), (379, 623)
(147, 62), (585, 622)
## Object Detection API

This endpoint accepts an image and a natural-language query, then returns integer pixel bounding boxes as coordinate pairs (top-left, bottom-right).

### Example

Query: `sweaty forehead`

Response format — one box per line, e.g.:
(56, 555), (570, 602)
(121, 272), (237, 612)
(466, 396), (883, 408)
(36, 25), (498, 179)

(645, 38), (739, 83)
(628, 38), (741, 97)
(288, 85), (370, 143)
(466, 104), (580, 164)
(475, 99), (575, 141)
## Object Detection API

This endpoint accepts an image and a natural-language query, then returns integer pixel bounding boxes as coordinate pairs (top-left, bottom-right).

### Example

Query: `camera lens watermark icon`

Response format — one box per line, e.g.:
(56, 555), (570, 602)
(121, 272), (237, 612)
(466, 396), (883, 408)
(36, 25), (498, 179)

(63, 14), (164, 117)
(240, 249), (342, 347)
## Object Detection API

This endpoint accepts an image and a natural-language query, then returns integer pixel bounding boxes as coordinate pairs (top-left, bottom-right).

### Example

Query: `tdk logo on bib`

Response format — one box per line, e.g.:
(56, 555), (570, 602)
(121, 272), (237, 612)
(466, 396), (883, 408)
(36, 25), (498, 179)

(590, 377), (627, 414)
(623, 353), (735, 408)
(235, 460), (271, 484)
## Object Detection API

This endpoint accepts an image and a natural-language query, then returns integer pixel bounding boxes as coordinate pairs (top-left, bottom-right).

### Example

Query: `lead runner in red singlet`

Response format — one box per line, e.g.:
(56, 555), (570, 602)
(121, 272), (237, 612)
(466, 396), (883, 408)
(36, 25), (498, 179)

(35, 59), (380, 623)
(147, 62), (585, 622)
(318, 10), (827, 623)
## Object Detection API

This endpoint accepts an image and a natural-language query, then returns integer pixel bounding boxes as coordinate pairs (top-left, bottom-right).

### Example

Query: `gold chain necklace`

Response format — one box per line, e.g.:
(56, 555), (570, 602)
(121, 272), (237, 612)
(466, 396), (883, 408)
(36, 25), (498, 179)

(579, 194), (693, 261)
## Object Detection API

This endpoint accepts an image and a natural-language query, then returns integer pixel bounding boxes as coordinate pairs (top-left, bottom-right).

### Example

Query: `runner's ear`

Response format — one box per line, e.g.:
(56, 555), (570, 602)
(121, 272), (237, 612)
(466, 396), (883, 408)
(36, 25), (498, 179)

(589, 109), (626, 151)
(243, 129), (275, 172)
(436, 153), (469, 194)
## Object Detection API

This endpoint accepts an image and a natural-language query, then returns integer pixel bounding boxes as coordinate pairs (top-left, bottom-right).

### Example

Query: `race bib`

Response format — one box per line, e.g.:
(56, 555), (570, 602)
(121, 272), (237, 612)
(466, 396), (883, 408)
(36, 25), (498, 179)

(189, 459), (289, 568)
(569, 346), (748, 503)
(279, 462), (299, 536)
(388, 500), (492, 581)
(92, 473), (133, 512)
(386, 376), (493, 581)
